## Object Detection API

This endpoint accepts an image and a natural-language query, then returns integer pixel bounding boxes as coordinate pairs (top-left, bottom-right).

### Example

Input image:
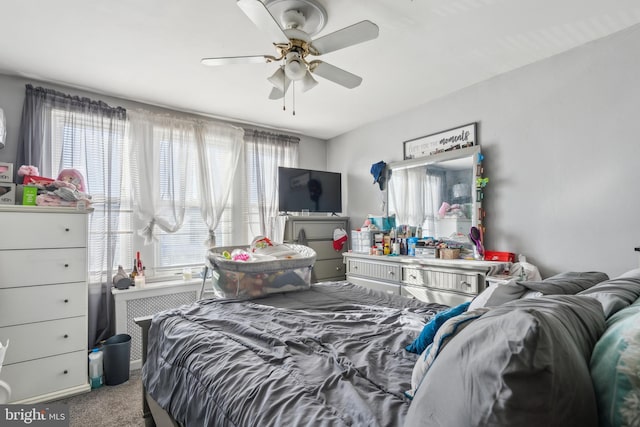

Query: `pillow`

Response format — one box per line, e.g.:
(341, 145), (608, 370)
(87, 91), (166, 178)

(408, 307), (490, 398)
(590, 299), (640, 427)
(578, 269), (640, 318)
(405, 295), (605, 427)
(520, 290), (543, 299)
(405, 302), (470, 354)
(468, 281), (526, 310)
(518, 271), (609, 295)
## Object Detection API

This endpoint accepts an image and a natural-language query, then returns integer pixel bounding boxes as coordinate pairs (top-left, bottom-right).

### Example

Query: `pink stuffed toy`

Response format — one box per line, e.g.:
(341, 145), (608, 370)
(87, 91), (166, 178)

(56, 168), (86, 192)
(17, 165), (39, 177)
(438, 202), (450, 218)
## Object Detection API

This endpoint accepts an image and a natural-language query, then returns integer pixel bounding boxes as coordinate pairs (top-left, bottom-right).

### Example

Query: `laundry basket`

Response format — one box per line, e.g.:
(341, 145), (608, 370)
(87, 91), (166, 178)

(205, 244), (316, 299)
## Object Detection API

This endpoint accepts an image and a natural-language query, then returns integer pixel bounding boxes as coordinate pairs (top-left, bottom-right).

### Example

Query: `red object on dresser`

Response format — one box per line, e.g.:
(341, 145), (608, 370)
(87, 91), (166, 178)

(484, 251), (516, 262)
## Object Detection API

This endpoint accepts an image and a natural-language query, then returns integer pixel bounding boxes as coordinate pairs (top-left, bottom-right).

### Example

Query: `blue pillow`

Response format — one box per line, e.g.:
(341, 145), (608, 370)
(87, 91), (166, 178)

(405, 301), (470, 354)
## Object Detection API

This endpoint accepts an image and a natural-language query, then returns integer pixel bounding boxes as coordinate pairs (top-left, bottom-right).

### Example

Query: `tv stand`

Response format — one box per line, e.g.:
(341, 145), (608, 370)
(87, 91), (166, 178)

(282, 216), (349, 282)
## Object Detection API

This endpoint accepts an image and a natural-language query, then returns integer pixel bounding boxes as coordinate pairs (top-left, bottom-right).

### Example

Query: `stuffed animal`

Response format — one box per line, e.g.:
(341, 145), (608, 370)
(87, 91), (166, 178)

(17, 165), (39, 177)
(57, 168), (86, 192)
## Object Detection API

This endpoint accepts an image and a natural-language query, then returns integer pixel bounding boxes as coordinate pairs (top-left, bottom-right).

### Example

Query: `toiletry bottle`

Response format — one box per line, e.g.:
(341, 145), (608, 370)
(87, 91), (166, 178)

(136, 251), (144, 276)
(131, 260), (138, 279)
(88, 348), (104, 389)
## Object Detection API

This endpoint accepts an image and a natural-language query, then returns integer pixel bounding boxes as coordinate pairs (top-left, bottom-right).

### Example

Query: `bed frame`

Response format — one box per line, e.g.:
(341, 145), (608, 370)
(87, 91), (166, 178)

(135, 316), (181, 427)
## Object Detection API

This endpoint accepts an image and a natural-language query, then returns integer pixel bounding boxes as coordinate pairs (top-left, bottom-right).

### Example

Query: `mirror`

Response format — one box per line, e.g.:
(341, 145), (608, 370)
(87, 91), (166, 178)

(387, 146), (482, 239)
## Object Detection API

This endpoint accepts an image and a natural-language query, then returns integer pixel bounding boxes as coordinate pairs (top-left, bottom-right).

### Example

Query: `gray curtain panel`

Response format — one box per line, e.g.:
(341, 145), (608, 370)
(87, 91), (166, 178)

(17, 84), (127, 348)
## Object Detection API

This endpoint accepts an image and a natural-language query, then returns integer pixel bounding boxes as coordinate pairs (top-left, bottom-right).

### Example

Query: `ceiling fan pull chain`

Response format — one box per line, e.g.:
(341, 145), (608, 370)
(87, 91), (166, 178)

(292, 81), (296, 116)
(282, 61), (287, 111)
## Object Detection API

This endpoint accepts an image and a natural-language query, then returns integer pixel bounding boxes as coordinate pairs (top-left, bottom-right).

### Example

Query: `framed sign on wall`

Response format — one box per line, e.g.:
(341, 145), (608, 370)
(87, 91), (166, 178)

(403, 122), (477, 160)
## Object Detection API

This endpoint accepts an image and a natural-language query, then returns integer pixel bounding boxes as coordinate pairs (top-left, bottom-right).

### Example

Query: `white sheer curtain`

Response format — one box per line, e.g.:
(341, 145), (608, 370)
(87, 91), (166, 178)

(196, 122), (245, 248)
(424, 171), (444, 237)
(389, 167), (426, 226)
(245, 130), (299, 240)
(128, 110), (195, 244)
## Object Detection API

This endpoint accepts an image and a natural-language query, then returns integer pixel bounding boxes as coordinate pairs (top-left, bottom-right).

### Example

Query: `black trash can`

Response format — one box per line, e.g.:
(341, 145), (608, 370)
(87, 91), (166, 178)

(102, 334), (131, 386)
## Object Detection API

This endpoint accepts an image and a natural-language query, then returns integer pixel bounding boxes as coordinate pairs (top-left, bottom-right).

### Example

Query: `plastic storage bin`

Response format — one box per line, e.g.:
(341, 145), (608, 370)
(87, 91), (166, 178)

(102, 334), (131, 386)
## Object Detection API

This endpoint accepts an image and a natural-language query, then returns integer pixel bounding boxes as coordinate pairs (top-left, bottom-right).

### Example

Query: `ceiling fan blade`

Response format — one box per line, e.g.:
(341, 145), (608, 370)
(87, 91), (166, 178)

(201, 55), (274, 66)
(311, 61), (362, 89)
(237, 0), (290, 45)
(311, 20), (379, 55)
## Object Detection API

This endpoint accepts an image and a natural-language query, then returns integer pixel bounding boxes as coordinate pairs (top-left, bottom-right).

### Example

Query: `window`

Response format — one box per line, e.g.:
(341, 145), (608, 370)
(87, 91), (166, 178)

(50, 109), (133, 283)
(50, 107), (297, 282)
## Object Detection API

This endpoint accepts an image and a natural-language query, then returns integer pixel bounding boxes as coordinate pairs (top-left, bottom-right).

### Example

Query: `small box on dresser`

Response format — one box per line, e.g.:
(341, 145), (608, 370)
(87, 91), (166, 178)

(0, 183), (15, 204)
(0, 162), (13, 182)
(0, 205), (91, 403)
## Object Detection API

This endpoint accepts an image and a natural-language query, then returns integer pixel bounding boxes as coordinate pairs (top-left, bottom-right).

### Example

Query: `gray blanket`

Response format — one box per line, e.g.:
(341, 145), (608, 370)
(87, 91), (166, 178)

(142, 281), (446, 427)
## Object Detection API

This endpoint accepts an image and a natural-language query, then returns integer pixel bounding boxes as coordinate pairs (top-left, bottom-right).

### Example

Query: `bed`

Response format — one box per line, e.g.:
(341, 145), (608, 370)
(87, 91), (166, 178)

(140, 281), (447, 427)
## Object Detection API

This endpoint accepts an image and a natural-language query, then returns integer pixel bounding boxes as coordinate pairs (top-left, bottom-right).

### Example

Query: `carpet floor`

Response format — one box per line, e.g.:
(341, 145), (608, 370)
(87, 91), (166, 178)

(53, 369), (144, 427)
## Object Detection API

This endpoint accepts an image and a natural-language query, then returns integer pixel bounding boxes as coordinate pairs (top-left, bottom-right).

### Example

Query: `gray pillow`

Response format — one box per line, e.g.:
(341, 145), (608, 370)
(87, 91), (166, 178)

(577, 268), (640, 318)
(468, 281), (526, 310)
(405, 295), (605, 427)
(518, 271), (609, 295)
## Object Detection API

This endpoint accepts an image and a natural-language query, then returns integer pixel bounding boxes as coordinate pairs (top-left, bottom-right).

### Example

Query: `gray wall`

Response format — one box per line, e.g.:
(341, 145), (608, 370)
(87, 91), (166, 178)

(0, 74), (328, 170)
(328, 24), (640, 278)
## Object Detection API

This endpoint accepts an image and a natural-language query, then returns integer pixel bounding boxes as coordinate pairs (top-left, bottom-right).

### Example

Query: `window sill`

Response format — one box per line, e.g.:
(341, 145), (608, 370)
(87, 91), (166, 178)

(111, 277), (203, 295)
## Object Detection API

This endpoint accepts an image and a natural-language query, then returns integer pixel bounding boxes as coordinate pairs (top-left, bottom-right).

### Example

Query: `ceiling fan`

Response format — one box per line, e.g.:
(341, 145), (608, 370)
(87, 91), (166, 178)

(201, 0), (379, 100)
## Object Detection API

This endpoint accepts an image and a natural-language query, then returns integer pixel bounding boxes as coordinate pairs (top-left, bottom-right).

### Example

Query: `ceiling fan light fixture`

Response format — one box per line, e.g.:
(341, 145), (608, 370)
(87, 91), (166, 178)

(300, 71), (318, 92)
(284, 52), (307, 80)
(268, 66), (287, 91)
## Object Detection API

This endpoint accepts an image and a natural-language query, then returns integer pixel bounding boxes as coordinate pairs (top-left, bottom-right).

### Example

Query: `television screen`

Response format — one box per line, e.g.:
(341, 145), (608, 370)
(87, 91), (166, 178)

(278, 167), (342, 214)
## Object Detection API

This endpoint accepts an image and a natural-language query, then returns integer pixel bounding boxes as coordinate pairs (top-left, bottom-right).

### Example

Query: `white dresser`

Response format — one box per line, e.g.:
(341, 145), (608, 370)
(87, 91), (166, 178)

(343, 252), (508, 306)
(0, 206), (91, 403)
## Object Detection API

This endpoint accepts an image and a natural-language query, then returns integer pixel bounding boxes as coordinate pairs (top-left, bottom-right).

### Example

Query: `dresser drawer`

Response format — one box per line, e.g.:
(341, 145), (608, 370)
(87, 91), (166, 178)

(403, 266), (477, 294)
(306, 240), (342, 260)
(0, 350), (88, 403)
(403, 267), (431, 286)
(0, 317), (86, 364)
(430, 269), (478, 294)
(402, 285), (473, 306)
(0, 282), (86, 327)
(349, 277), (401, 295)
(346, 259), (401, 283)
(0, 212), (87, 250)
(313, 258), (346, 281)
(291, 220), (348, 240)
(0, 248), (87, 288)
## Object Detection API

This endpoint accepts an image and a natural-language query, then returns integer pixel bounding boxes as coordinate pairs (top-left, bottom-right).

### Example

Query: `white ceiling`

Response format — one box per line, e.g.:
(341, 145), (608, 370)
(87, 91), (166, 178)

(1, 1), (639, 140)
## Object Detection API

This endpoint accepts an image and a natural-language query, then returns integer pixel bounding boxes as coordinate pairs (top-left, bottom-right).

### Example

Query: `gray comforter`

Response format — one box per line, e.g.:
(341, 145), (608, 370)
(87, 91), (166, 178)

(142, 281), (445, 427)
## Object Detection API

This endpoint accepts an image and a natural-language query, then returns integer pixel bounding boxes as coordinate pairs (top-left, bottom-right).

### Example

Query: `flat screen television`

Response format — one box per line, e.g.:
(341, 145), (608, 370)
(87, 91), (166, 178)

(278, 167), (342, 214)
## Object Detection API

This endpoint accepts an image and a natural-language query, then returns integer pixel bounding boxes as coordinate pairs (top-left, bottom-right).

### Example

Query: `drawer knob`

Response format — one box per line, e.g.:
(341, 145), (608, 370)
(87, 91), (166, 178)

(65, 228), (70, 232)
(64, 299), (69, 303)
(461, 281), (471, 287)
(64, 334), (69, 339)
(335, 266), (341, 271)
(353, 265), (358, 269)
(410, 274), (417, 279)
(64, 263), (69, 268)
(63, 370), (68, 374)
(388, 271), (394, 276)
